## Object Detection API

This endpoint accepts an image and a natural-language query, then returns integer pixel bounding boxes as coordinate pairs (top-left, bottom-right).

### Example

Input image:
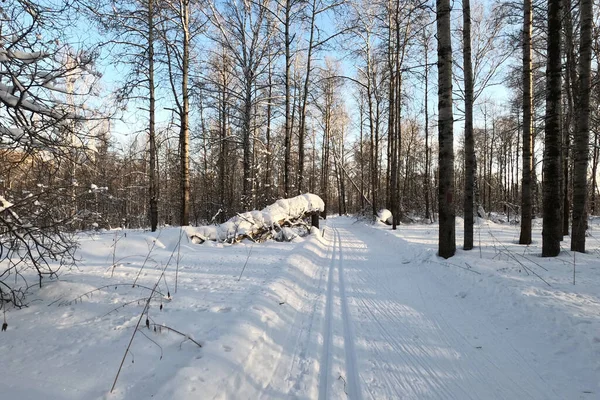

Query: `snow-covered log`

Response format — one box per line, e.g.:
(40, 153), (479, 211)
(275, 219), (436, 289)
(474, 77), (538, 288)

(190, 193), (324, 243)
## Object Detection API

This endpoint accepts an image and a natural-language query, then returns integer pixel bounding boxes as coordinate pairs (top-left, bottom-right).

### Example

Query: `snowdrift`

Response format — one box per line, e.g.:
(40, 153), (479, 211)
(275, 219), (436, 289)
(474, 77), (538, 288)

(190, 193), (324, 243)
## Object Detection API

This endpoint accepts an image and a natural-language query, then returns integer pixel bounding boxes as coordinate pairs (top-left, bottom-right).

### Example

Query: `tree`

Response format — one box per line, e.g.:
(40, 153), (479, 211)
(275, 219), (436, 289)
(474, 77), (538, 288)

(347, 0), (382, 217)
(421, 24), (434, 222)
(437, 0), (456, 258)
(463, 0), (475, 250)
(542, 0), (562, 257)
(86, 0), (162, 231)
(161, 0), (199, 225)
(519, 0), (533, 244)
(206, 0), (273, 210)
(1, 0), (101, 308)
(571, 0), (593, 252)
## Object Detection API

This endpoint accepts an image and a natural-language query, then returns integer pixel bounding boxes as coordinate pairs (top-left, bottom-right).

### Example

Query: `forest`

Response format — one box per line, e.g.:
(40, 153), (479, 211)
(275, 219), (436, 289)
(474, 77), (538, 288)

(1, 0), (599, 303)
(3, 0), (600, 398)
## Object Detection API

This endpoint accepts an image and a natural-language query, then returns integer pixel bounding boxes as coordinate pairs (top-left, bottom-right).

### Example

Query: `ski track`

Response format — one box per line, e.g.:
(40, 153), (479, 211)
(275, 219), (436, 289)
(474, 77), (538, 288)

(209, 217), (561, 399)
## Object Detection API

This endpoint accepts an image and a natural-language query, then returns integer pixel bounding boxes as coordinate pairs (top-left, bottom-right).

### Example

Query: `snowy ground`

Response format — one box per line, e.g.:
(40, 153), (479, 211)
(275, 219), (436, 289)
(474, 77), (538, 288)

(2, 216), (599, 399)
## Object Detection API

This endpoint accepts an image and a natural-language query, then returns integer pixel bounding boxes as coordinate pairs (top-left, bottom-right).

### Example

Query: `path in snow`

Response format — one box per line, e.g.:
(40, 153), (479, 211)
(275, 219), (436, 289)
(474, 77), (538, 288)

(299, 217), (558, 400)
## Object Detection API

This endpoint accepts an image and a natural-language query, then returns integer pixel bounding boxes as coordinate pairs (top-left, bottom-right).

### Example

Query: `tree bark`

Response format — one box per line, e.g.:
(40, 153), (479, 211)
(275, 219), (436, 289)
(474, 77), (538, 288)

(542, 0), (562, 256)
(180, 0), (190, 226)
(148, 0), (158, 232)
(463, 0), (474, 250)
(423, 29), (431, 222)
(298, 0), (317, 194)
(571, 0), (592, 252)
(284, 0), (292, 197)
(436, 0), (455, 258)
(519, 0), (533, 244)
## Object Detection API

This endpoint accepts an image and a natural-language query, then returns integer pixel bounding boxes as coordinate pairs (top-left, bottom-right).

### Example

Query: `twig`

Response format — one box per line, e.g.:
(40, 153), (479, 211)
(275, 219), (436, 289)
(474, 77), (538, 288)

(237, 244), (254, 281)
(338, 375), (348, 395)
(137, 329), (163, 360)
(101, 297), (159, 318)
(431, 259), (482, 275)
(61, 284), (165, 306)
(110, 260), (171, 393)
(132, 230), (163, 287)
(150, 323), (202, 348)
(175, 227), (183, 294)
(209, 208), (222, 225)
(515, 253), (549, 271)
(108, 255), (158, 276)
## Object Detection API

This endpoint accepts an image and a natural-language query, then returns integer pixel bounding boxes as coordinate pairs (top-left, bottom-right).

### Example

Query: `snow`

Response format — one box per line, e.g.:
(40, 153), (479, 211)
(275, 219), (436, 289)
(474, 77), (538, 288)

(0, 195), (13, 212)
(377, 208), (393, 224)
(190, 193), (324, 242)
(1, 216), (599, 399)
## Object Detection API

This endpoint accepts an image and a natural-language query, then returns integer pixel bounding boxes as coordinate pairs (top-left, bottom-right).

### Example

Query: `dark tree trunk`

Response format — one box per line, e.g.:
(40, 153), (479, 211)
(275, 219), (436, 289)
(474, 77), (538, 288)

(148, 0), (158, 232)
(519, 0), (533, 244)
(436, 0), (455, 258)
(571, 0), (592, 252)
(542, 0), (562, 256)
(463, 0), (474, 250)
(283, 0), (292, 197)
(424, 30), (431, 222)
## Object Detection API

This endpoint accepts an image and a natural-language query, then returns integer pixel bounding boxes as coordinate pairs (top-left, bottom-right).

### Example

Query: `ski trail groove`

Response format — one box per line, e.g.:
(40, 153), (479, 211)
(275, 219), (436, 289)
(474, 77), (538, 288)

(336, 227), (363, 400)
(318, 227), (337, 400)
(321, 218), (558, 400)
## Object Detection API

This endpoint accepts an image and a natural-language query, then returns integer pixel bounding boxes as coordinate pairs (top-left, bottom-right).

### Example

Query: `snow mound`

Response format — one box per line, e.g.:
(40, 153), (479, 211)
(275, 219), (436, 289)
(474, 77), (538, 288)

(377, 209), (393, 225)
(191, 193), (324, 243)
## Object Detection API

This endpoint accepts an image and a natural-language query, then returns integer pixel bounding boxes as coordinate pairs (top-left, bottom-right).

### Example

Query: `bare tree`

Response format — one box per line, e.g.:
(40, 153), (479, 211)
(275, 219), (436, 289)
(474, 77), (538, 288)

(160, 0), (202, 225)
(1, 0), (101, 308)
(85, 0), (162, 231)
(206, 0), (273, 210)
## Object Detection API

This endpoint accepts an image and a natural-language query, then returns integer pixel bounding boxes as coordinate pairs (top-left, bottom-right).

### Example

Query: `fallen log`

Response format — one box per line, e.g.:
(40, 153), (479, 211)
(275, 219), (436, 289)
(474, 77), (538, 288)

(189, 194), (324, 244)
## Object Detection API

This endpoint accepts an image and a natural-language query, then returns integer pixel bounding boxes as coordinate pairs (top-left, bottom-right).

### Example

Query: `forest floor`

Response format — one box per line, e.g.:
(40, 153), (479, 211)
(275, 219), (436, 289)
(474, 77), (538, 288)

(2, 216), (599, 399)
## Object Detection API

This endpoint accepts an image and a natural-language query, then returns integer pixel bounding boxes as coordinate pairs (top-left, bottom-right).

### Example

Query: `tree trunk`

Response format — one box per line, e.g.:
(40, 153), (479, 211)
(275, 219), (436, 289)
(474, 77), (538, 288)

(591, 132), (598, 215)
(265, 59), (273, 202)
(519, 0), (533, 244)
(436, 0), (455, 258)
(148, 0), (158, 232)
(571, 0), (592, 252)
(283, 0), (292, 197)
(180, 0), (190, 226)
(463, 0), (474, 250)
(542, 0), (562, 256)
(242, 78), (253, 210)
(424, 30), (431, 222)
(298, 0), (316, 194)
